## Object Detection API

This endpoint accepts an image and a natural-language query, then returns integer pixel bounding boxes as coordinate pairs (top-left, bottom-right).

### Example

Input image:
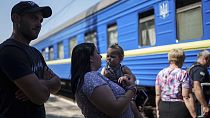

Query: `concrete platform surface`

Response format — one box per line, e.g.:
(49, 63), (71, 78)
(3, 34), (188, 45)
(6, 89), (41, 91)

(45, 94), (84, 118)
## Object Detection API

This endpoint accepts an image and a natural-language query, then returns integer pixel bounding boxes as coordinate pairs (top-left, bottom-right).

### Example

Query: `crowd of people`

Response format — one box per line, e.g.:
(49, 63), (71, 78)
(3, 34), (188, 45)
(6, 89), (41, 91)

(0, 1), (209, 118)
(155, 49), (210, 118)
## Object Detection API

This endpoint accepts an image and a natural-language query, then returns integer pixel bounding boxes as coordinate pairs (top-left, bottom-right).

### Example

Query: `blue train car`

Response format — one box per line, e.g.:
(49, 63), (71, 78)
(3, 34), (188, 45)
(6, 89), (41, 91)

(32, 0), (210, 106)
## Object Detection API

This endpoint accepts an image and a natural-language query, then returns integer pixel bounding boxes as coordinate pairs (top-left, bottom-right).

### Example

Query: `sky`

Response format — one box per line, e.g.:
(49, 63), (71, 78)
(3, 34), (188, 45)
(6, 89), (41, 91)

(0, 0), (101, 43)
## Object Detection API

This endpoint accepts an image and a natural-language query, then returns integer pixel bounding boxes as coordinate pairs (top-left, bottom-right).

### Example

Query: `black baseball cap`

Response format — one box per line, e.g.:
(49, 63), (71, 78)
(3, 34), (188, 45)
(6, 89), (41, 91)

(11, 1), (52, 18)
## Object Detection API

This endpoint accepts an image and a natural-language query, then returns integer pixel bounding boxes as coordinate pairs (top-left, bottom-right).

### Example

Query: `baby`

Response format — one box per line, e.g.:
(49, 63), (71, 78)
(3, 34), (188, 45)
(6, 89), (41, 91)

(101, 43), (136, 86)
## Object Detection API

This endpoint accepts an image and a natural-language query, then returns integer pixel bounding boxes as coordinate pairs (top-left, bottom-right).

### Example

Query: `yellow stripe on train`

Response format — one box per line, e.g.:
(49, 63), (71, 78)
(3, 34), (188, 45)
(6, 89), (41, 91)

(124, 40), (210, 57)
(46, 40), (210, 65)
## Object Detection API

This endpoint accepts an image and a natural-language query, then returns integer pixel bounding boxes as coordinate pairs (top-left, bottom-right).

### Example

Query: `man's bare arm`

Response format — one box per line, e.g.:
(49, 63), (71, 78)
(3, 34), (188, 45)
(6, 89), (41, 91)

(40, 75), (61, 94)
(194, 81), (208, 107)
(14, 73), (50, 105)
(41, 67), (61, 94)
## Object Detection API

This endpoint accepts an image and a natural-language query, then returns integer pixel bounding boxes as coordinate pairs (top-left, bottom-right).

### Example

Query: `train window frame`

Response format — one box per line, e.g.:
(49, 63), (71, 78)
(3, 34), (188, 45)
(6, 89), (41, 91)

(41, 48), (46, 60)
(41, 48), (49, 60)
(49, 46), (54, 61)
(69, 37), (77, 57)
(57, 42), (64, 59)
(85, 30), (98, 48)
(138, 9), (156, 47)
(107, 23), (118, 48)
(176, 1), (203, 41)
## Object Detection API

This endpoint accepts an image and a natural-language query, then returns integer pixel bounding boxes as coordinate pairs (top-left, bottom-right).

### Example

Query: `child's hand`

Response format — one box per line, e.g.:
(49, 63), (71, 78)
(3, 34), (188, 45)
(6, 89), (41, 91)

(104, 68), (115, 78)
(124, 74), (131, 80)
(118, 75), (134, 86)
(104, 70), (112, 78)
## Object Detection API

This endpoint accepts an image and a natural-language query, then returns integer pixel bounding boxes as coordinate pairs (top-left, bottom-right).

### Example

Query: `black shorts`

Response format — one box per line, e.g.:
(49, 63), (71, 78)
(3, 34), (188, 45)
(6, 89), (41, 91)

(159, 101), (191, 118)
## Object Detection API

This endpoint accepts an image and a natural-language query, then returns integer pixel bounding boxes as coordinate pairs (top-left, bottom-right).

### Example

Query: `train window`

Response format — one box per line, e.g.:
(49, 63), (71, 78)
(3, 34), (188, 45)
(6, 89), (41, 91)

(107, 23), (118, 47)
(85, 31), (97, 47)
(49, 46), (54, 60)
(58, 42), (64, 59)
(176, 0), (203, 41)
(41, 48), (46, 60)
(41, 48), (48, 60)
(69, 37), (77, 57)
(139, 9), (156, 46)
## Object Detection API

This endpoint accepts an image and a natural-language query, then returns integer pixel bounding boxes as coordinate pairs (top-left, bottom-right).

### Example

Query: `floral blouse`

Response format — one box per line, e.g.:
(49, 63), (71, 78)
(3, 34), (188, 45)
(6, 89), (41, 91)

(155, 67), (192, 101)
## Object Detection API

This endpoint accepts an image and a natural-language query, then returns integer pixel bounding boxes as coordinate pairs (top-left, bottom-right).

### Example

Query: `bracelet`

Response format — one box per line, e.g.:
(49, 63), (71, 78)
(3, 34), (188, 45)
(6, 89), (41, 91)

(125, 85), (137, 94)
(124, 75), (131, 80)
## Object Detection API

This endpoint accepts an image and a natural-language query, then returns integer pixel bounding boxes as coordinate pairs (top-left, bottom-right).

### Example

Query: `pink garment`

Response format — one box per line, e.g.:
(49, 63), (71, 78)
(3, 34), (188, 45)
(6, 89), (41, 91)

(155, 67), (192, 101)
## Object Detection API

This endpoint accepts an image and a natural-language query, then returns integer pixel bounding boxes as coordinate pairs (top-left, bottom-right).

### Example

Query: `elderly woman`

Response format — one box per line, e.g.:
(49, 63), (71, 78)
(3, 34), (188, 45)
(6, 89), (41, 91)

(155, 48), (196, 118)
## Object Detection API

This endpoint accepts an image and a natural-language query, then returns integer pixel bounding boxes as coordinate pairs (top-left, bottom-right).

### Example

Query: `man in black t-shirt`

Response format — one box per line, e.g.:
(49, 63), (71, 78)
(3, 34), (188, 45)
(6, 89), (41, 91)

(0, 1), (61, 118)
(189, 50), (210, 117)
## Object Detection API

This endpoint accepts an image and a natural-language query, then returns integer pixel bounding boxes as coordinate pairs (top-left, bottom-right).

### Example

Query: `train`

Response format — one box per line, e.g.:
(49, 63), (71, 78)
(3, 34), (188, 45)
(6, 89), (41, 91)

(32, 0), (210, 113)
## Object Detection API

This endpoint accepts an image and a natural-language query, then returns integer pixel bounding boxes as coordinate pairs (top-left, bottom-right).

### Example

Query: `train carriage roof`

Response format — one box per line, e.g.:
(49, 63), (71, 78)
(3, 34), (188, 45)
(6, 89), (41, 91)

(31, 0), (118, 45)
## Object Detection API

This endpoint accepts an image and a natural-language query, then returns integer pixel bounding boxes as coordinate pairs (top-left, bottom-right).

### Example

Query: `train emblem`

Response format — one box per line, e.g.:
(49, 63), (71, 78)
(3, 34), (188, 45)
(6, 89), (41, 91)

(159, 1), (169, 19)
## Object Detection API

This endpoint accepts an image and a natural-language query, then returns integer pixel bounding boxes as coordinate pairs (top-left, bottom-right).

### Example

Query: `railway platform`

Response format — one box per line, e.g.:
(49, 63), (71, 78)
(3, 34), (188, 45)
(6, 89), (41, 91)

(45, 94), (84, 118)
